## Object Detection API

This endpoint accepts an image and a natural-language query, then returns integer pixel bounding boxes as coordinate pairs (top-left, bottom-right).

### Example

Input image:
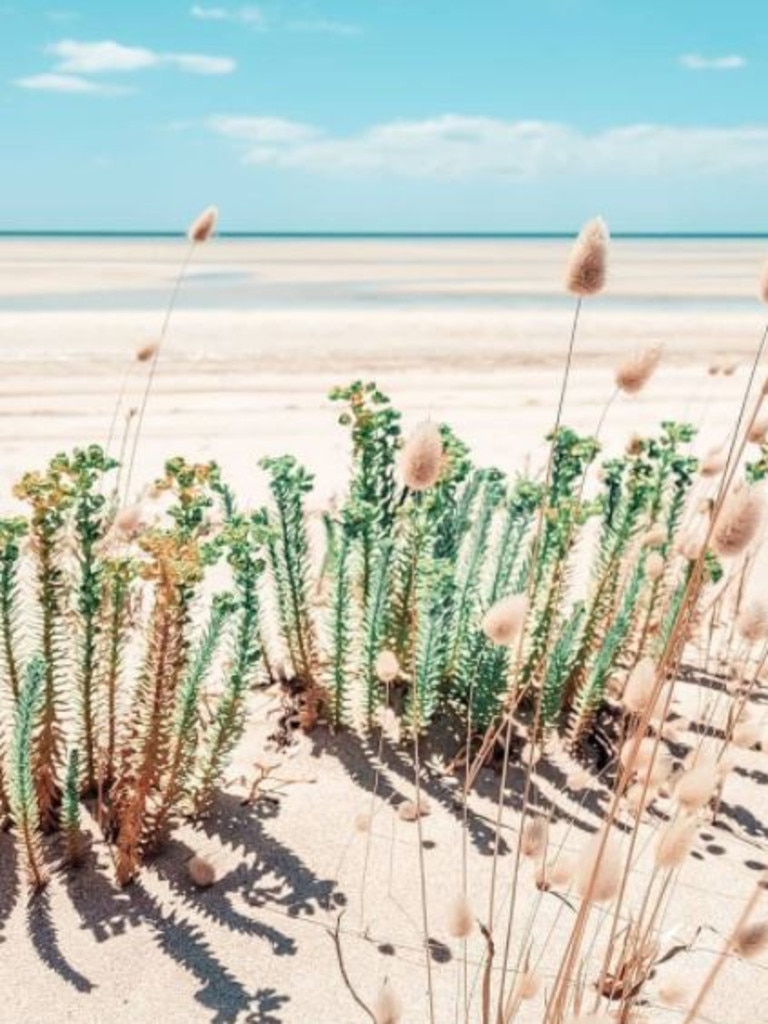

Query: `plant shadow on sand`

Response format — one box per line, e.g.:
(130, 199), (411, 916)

(0, 788), (343, 1024)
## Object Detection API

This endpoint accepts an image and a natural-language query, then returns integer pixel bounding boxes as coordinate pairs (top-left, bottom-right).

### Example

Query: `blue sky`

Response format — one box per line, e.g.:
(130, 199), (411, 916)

(1, 0), (766, 231)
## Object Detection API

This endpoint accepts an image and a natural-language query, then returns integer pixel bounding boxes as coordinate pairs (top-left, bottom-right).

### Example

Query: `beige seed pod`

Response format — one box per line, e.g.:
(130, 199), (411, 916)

(373, 981), (403, 1024)
(760, 259), (768, 305)
(565, 767), (592, 791)
(520, 740), (542, 766)
(136, 339), (159, 363)
(400, 422), (443, 492)
(676, 525), (706, 562)
(375, 649), (400, 684)
(481, 594), (528, 646)
(712, 484), (764, 557)
(645, 551), (665, 581)
(565, 216), (609, 297)
(676, 761), (719, 812)
(747, 412), (768, 444)
(700, 446), (727, 477)
(722, 360), (739, 376)
(626, 781), (657, 816)
(354, 813), (371, 833)
(623, 658), (657, 714)
(187, 854), (216, 887)
(521, 817), (547, 859)
(624, 432), (644, 456)
(658, 979), (691, 1007)
(398, 796), (430, 822)
(113, 503), (144, 537)
(733, 920), (768, 958)
(615, 344), (663, 395)
(732, 721), (762, 749)
(512, 969), (541, 1001)
(188, 204), (218, 243)
(737, 599), (768, 642)
(642, 523), (667, 547)
(447, 893), (474, 938)
(574, 832), (622, 904)
(655, 815), (698, 869)
(620, 735), (670, 783)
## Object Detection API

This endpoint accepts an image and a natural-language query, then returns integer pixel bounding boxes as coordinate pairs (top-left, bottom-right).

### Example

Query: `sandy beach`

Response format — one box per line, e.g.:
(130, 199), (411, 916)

(0, 237), (766, 508)
(0, 237), (767, 1023)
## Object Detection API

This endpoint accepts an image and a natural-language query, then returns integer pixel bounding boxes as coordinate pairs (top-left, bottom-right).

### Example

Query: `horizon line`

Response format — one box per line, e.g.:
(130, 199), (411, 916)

(1, 229), (768, 241)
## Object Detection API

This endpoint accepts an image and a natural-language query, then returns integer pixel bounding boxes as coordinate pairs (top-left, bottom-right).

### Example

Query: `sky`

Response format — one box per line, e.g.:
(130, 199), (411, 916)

(1, 0), (767, 232)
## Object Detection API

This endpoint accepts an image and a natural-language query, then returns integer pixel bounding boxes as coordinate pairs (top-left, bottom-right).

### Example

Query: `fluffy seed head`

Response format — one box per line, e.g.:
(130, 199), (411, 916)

(354, 813), (371, 833)
(676, 762), (719, 812)
(512, 970), (541, 1001)
(643, 523), (667, 548)
(113, 504), (144, 537)
(136, 339), (159, 363)
(574, 832), (622, 904)
(655, 815), (698, 869)
(375, 649), (400, 684)
(187, 854), (216, 887)
(732, 721), (762, 749)
(712, 484), (764, 558)
(398, 796), (430, 822)
(760, 260), (768, 305)
(625, 433), (644, 456)
(748, 412), (768, 444)
(733, 920), (768, 959)
(482, 594), (528, 646)
(623, 658), (657, 714)
(188, 204), (218, 243)
(447, 893), (474, 938)
(737, 599), (768, 642)
(700, 446), (727, 477)
(566, 216), (609, 297)
(400, 422), (443, 492)
(565, 767), (593, 791)
(615, 344), (663, 395)
(646, 551), (665, 581)
(621, 734), (670, 784)
(373, 981), (403, 1024)
(626, 781), (657, 816)
(521, 817), (547, 859)
(658, 980), (690, 1007)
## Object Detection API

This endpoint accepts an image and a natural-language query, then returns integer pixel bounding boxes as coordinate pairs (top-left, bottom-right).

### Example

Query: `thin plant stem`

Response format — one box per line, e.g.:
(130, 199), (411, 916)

(682, 881), (763, 1024)
(123, 241), (196, 502)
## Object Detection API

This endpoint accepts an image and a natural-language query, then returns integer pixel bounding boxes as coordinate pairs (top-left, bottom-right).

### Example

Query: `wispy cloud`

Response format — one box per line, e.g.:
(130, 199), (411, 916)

(679, 53), (746, 71)
(208, 113), (768, 180)
(47, 38), (236, 75)
(189, 6), (361, 35)
(287, 19), (363, 37)
(190, 4), (264, 26)
(14, 72), (128, 94)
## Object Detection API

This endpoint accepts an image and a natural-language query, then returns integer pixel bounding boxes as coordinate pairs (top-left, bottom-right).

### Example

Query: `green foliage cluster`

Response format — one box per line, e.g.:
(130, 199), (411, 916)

(0, 382), (706, 891)
(0, 450), (267, 889)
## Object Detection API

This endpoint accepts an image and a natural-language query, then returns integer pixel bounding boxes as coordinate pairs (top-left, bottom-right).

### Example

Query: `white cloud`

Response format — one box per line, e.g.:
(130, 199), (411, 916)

(190, 4), (264, 26)
(46, 38), (235, 75)
(208, 113), (768, 180)
(14, 72), (128, 94)
(287, 19), (362, 36)
(680, 53), (746, 71)
(210, 115), (322, 143)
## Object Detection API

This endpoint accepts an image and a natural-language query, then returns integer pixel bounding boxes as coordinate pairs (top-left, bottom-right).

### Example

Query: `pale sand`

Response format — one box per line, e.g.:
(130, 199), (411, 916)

(0, 239), (766, 1022)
